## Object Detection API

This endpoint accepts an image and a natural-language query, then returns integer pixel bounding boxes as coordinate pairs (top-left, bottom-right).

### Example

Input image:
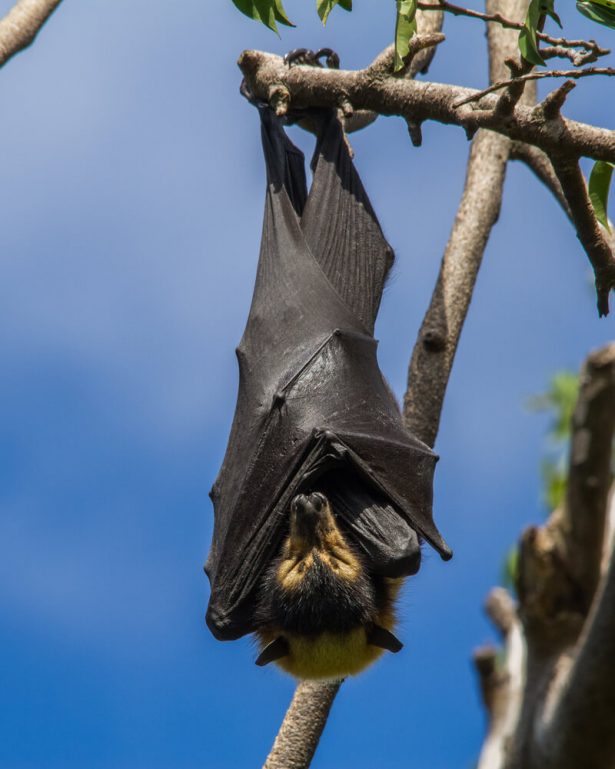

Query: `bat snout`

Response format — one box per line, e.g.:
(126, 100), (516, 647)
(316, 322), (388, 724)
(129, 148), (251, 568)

(291, 492), (326, 518)
(289, 492), (334, 548)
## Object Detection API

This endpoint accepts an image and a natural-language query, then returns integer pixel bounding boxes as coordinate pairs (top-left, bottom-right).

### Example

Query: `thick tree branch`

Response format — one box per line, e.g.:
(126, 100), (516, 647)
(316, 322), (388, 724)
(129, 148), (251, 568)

(509, 344), (615, 769)
(262, 680), (342, 769)
(239, 36), (615, 314)
(524, 345), (615, 769)
(538, 527), (615, 769)
(0, 0), (63, 68)
(560, 344), (615, 610)
(404, 0), (535, 446)
(238, 51), (615, 164)
(403, 128), (509, 445)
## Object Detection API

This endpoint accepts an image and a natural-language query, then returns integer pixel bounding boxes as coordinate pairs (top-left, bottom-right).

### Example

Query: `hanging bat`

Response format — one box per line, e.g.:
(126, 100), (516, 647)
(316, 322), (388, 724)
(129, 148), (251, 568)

(204, 102), (451, 679)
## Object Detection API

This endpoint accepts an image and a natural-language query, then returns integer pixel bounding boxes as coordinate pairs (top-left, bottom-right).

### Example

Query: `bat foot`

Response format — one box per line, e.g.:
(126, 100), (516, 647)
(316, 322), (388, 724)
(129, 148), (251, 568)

(284, 47), (340, 69)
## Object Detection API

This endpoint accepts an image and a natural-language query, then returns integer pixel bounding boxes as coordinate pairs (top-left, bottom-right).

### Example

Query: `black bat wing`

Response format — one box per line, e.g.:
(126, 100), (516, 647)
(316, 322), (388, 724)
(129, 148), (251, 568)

(205, 108), (450, 642)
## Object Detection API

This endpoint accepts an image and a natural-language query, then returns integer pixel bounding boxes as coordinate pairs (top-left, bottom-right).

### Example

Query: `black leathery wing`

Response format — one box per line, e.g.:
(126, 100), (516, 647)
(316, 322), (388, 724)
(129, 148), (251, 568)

(205, 105), (451, 642)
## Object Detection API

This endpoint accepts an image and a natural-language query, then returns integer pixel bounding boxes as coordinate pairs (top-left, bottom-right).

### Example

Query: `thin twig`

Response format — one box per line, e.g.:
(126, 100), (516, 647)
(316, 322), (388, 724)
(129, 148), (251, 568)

(541, 45), (603, 67)
(417, 0), (609, 58)
(551, 158), (615, 316)
(0, 0), (63, 68)
(453, 67), (615, 108)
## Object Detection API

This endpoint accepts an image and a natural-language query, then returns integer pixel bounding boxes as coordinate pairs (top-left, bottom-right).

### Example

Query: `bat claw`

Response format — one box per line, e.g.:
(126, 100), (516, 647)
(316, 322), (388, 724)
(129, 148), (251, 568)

(284, 47), (340, 69)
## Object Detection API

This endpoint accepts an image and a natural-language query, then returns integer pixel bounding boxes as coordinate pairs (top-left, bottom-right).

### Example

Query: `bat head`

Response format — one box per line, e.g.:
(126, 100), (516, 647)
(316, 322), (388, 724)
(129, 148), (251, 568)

(254, 491), (403, 679)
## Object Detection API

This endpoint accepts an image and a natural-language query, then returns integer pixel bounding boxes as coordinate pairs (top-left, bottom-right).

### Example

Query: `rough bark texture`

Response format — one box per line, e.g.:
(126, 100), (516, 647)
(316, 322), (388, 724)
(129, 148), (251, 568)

(237, 52), (615, 163)
(262, 680), (342, 769)
(474, 344), (615, 769)
(0, 0), (63, 67)
(505, 343), (615, 769)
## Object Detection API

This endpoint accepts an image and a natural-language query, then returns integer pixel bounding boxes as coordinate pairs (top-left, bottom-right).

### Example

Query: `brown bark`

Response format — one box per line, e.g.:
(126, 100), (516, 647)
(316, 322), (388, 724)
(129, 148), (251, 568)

(0, 0), (63, 68)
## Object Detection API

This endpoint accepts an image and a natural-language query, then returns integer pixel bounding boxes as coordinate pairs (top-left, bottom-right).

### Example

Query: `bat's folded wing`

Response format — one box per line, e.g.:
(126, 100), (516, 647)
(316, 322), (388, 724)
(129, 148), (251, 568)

(205, 107), (450, 643)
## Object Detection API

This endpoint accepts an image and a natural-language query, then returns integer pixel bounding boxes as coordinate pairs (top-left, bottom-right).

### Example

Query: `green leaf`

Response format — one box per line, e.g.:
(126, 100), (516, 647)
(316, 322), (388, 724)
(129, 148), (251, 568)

(231, 0), (279, 32)
(577, 0), (615, 29)
(589, 161), (615, 231)
(519, 0), (545, 67)
(318, 0), (339, 24)
(318, 0), (352, 23)
(543, 0), (563, 27)
(394, 0), (418, 72)
(273, 0), (295, 27)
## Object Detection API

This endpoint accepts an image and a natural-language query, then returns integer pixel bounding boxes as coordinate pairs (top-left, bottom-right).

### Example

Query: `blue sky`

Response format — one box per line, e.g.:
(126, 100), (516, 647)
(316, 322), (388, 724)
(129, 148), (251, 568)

(0, 2), (613, 768)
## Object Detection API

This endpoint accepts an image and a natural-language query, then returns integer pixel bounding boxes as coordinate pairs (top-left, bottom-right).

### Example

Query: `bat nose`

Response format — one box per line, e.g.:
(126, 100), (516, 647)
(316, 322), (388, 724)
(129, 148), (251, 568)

(292, 492), (326, 518)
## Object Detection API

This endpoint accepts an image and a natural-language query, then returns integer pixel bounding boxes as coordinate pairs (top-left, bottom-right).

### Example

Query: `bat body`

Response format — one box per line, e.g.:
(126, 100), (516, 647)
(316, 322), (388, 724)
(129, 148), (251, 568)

(205, 105), (451, 678)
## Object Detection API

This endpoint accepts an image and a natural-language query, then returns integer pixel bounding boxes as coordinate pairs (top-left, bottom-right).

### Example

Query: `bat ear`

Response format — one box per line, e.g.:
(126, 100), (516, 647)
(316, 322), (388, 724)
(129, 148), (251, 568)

(366, 625), (403, 654)
(255, 636), (290, 667)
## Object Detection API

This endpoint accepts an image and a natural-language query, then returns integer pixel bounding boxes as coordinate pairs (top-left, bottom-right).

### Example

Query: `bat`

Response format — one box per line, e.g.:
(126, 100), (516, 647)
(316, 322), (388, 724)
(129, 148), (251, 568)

(205, 103), (451, 679)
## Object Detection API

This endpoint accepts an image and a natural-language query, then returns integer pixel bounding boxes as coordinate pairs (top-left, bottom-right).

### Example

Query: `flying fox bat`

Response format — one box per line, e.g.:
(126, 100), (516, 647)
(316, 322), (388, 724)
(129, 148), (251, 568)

(205, 102), (451, 679)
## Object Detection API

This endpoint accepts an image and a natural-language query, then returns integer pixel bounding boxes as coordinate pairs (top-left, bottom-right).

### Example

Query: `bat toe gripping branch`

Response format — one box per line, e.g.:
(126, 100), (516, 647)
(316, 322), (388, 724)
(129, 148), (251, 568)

(284, 48), (340, 69)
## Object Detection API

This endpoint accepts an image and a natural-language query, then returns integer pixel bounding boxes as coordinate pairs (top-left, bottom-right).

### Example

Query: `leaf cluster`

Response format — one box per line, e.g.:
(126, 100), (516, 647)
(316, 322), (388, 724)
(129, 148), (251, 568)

(231, 0), (351, 33)
(231, 0), (614, 72)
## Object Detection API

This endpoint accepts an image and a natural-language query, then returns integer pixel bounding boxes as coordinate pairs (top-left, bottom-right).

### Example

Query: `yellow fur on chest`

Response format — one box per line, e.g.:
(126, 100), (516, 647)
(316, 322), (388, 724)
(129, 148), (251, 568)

(275, 628), (385, 680)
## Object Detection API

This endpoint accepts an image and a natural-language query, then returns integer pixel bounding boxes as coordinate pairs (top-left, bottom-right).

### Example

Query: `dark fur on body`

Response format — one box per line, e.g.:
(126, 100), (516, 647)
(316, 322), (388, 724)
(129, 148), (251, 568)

(256, 547), (390, 637)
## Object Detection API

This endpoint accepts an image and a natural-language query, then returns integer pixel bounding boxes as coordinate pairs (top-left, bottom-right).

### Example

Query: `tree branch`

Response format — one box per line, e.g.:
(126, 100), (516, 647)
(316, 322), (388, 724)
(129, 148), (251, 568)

(344, 0), (444, 134)
(239, 35), (615, 314)
(561, 344), (615, 613)
(262, 680), (342, 769)
(404, 0), (536, 446)
(539, 524), (615, 769)
(508, 344), (615, 769)
(476, 589), (526, 769)
(238, 51), (615, 164)
(527, 346), (615, 769)
(417, 0), (610, 61)
(453, 67), (615, 108)
(551, 159), (615, 316)
(0, 0), (63, 68)
(403, 128), (510, 445)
